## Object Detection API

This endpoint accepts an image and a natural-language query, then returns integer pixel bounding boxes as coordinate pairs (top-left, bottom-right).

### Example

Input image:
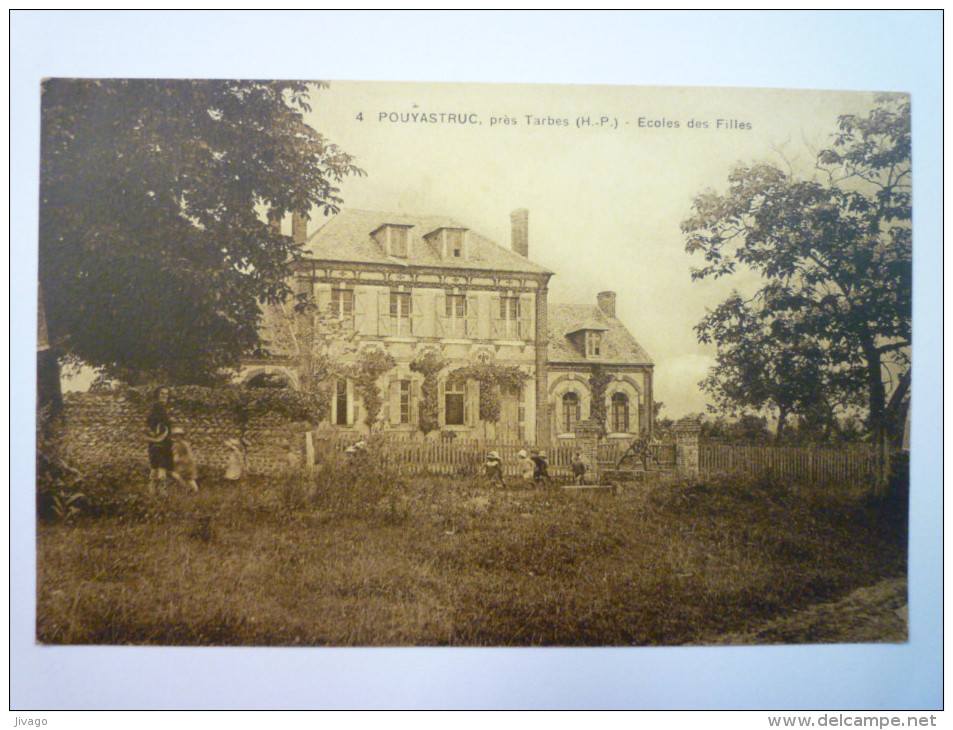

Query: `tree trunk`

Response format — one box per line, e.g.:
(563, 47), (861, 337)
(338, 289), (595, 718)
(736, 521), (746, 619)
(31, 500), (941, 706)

(774, 406), (788, 444)
(859, 333), (890, 492)
(885, 368), (911, 450)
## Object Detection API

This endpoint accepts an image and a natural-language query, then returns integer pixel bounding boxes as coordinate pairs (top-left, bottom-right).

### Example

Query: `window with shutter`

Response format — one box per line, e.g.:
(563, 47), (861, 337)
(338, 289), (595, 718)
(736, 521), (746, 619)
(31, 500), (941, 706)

(390, 291), (412, 336)
(444, 293), (467, 338)
(334, 380), (349, 426)
(499, 295), (520, 339)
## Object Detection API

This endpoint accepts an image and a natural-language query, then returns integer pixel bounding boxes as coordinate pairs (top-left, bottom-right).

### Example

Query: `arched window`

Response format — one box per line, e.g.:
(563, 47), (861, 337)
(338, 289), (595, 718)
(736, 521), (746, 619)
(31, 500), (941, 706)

(563, 391), (580, 433)
(611, 392), (630, 433)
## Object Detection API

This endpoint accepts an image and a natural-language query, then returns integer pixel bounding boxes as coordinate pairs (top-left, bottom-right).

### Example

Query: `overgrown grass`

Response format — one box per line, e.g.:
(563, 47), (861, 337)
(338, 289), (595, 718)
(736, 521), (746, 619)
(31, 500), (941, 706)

(36, 464), (906, 646)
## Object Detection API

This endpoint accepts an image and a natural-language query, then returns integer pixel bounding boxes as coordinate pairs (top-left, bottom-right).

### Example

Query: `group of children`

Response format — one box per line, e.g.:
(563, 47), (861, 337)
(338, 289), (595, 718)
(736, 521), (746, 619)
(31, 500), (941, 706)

(482, 448), (588, 489)
(146, 385), (251, 494)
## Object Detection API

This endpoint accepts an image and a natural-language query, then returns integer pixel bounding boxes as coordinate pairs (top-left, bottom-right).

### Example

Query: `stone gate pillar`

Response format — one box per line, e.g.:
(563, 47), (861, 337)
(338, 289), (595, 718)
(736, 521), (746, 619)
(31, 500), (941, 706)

(574, 419), (602, 484)
(674, 416), (701, 477)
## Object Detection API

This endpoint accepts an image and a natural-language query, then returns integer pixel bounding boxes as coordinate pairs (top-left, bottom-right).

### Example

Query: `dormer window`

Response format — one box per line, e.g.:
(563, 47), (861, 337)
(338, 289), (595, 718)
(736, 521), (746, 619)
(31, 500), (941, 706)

(371, 224), (413, 258)
(565, 322), (608, 359)
(424, 227), (468, 260)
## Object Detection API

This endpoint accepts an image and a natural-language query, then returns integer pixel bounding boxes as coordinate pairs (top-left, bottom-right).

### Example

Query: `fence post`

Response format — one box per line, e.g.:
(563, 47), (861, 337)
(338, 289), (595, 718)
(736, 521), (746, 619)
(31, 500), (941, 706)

(674, 416), (701, 477)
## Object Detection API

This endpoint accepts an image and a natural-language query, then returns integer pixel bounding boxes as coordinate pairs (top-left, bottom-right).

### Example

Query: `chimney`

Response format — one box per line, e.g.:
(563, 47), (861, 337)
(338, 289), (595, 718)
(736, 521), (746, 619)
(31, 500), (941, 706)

(597, 291), (616, 318)
(511, 208), (528, 257)
(292, 212), (308, 245)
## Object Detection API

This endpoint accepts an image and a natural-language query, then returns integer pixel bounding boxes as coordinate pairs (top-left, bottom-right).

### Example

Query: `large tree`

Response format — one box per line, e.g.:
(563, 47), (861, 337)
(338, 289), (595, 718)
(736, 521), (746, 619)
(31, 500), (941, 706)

(683, 94), (911, 477)
(39, 79), (362, 388)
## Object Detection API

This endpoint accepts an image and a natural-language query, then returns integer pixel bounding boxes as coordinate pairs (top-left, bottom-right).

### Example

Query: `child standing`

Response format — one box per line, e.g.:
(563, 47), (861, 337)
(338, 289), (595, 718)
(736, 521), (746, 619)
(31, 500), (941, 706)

(171, 427), (199, 492)
(531, 450), (553, 488)
(570, 451), (587, 485)
(483, 451), (506, 489)
(517, 449), (534, 487)
(224, 438), (247, 481)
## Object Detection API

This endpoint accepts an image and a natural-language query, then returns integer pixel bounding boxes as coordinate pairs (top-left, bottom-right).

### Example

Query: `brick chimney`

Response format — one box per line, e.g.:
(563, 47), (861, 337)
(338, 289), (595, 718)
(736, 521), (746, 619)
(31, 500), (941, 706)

(511, 208), (528, 257)
(292, 212), (308, 245)
(597, 290), (616, 318)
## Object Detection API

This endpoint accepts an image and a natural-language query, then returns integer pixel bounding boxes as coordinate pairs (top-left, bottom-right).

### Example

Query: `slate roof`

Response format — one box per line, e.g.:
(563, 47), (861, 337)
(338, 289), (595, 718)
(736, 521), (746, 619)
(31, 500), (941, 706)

(301, 209), (552, 275)
(547, 303), (653, 366)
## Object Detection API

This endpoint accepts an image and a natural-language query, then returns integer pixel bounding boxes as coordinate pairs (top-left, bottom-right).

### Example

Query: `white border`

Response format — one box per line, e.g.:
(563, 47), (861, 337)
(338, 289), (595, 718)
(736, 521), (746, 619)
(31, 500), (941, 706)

(10, 10), (943, 710)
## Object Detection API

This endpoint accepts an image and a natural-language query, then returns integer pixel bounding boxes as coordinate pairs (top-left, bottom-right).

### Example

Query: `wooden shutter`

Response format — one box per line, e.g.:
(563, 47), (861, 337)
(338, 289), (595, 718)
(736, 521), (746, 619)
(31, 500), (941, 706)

(388, 380), (401, 426)
(465, 380), (479, 427)
(411, 379), (422, 427)
(490, 295), (501, 339)
(437, 378), (446, 428)
(378, 290), (391, 336)
(520, 293), (534, 341)
(465, 293), (478, 338)
(353, 288), (367, 335)
(315, 283), (332, 317)
(346, 379), (356, 426)
(434, 290), (445, 337)
(411, 291), (424, 336)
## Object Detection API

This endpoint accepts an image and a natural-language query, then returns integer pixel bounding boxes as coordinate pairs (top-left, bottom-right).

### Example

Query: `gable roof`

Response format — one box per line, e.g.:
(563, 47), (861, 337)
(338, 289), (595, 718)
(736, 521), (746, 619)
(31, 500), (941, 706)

(301, 209), (552, 276)
(547, 303), (653, 366)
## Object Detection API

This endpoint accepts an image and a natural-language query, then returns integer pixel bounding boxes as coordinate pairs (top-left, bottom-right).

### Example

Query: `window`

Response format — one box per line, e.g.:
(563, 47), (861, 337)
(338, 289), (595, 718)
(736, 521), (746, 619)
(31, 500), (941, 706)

(330, 288), (354, 319)
(390, 227), (408, 257)
(611, 392), (630, 433)
(586, 331), (603, 357)
(390, 291), (412, 335)
(399, 380), (411, 425)
(445, 380), (466, 426)
(335, 380), (349, 426)
(444, 293), (467, 337)
(499, 295), (521, 339)
(563, 392), (580, 433)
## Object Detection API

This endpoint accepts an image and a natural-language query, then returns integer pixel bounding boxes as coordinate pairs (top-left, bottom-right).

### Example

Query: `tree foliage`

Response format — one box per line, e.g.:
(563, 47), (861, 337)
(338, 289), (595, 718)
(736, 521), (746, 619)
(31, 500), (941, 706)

(450, 361), (529, 424)
(588, 365), (612, 435)
(39, 79), (363, 384)
(347, 348), (396, 429)
(683, 94), (911, 452)
(696, 292), (861, 442)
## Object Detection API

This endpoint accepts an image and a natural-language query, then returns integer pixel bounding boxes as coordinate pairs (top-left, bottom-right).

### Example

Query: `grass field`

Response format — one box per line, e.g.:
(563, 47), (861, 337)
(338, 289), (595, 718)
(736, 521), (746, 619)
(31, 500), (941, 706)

(36, 462), (907, 646)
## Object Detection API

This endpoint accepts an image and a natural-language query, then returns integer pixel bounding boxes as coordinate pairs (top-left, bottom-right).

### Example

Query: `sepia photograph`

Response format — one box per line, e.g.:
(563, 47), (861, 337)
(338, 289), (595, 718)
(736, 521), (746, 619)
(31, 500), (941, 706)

(36, 78), (912, 649)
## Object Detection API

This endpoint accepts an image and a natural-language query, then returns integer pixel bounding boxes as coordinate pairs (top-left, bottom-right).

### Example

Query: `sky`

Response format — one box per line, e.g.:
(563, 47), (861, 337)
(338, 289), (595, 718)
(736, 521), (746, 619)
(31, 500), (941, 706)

(293, 81), (882, 418)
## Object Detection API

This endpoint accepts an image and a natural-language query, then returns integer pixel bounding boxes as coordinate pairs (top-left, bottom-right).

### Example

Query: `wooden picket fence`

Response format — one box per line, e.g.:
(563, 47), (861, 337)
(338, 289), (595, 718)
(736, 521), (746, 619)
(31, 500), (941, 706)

(699, 441), (881, 489)
(310, 434), (676, 479)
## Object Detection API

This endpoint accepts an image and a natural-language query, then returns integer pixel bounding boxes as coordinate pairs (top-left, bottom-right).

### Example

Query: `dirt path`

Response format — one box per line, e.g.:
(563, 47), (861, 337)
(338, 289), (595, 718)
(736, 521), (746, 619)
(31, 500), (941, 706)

(701, 577), (908, 645)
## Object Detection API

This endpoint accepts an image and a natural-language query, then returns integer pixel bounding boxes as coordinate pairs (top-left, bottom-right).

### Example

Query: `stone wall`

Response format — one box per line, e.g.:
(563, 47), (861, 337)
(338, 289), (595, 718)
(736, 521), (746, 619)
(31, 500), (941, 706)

(54, 392), (311, 477)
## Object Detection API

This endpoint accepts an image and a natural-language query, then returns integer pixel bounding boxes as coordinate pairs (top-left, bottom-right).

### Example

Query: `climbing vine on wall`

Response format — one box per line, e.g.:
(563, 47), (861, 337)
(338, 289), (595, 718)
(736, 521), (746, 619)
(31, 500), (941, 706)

(450, 361), (529, 424)
(410, 350), (447, 435)
(345, 347), (396, 429)
(589, 365), (612, 435)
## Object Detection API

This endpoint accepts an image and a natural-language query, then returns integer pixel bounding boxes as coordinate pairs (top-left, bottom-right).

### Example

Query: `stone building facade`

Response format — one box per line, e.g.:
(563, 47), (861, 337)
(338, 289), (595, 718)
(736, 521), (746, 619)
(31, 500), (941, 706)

(241, 208), (653, 446)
